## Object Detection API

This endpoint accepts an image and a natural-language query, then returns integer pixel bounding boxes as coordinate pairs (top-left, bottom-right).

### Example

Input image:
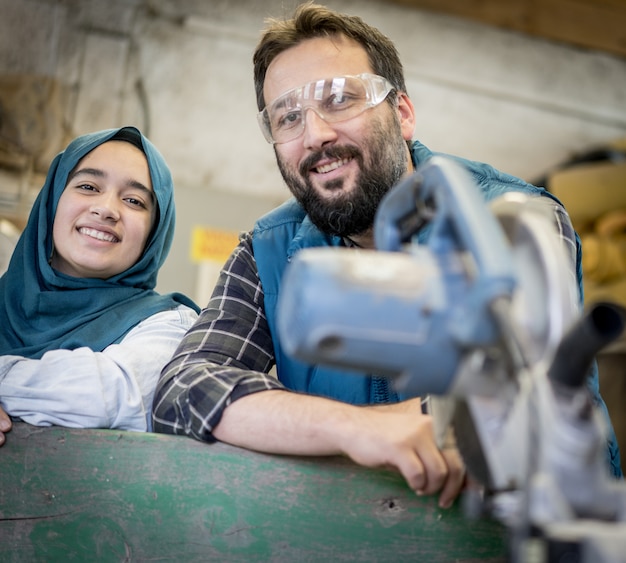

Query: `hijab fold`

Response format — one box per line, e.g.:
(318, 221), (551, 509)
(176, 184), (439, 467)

(0, 126), (198, 359)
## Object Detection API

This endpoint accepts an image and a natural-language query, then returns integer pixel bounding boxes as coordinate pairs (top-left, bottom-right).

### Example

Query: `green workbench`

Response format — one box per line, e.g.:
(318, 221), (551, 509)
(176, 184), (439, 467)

(1, 423), (507, 562)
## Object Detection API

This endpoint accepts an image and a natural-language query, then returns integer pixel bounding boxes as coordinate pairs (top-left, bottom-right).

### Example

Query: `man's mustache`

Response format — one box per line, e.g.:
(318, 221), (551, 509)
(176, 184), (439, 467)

(299, 146), (362, 176)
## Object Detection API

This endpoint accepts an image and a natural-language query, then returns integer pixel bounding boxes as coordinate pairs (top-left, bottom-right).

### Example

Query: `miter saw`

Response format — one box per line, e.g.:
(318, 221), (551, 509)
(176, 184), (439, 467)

(276, 157), (626, 562)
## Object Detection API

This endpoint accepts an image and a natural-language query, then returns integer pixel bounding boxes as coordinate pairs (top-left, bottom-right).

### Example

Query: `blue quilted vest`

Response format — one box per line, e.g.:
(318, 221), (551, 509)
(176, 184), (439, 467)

(252, 199), (393, 404)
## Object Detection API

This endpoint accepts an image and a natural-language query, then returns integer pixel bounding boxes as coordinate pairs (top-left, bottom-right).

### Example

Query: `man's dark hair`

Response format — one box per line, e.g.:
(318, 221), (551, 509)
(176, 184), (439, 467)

(253, 2), (407, 111)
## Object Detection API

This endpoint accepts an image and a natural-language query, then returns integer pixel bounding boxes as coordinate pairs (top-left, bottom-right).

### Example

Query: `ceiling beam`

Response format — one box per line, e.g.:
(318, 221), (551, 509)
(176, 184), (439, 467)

(387, 0), (626, 59)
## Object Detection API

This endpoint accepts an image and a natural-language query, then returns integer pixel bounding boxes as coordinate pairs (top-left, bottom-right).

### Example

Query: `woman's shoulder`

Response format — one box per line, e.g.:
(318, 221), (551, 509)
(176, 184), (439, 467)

(170, 303), (200, 326)
(124, 303), (199, 337)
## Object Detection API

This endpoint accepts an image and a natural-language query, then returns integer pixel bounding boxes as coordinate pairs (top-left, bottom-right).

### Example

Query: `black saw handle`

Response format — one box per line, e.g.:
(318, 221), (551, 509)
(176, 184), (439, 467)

(548, 302), (626, 389)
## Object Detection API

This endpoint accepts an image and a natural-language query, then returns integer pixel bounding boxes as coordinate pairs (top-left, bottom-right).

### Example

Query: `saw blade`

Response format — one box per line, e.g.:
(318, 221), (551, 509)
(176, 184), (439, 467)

(452, 398), (496, 489)
(489, 193), (578, 366)
(451, 194), (578, 489)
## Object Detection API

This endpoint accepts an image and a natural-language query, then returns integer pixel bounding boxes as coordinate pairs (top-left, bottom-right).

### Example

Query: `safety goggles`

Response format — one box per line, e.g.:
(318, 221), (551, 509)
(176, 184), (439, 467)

(257, 73), (395, 145)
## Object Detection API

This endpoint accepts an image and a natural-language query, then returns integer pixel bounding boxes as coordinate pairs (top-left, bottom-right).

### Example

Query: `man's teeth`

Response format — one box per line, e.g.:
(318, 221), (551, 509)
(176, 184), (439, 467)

(315, 158), (350, 174)
(79, 227), (118, 242)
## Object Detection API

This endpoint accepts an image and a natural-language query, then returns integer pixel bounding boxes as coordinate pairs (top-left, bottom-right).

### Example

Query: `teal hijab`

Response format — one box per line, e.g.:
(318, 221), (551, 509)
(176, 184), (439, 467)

(0, 126), (198, 359)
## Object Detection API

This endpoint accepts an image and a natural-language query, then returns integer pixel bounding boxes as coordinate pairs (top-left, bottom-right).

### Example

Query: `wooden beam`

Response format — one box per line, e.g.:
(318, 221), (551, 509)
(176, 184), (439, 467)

(387, 0), (626, 59)
(0, 424), (506, 562)
(532, 0), (626, 57)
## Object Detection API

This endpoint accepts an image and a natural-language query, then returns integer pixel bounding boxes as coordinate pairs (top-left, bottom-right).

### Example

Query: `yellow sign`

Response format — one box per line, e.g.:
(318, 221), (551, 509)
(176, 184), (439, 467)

(190, 226), (240, 263)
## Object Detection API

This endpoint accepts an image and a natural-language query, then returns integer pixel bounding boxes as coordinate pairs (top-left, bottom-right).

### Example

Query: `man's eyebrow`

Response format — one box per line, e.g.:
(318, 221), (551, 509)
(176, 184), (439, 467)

(272, 96), (291, 111)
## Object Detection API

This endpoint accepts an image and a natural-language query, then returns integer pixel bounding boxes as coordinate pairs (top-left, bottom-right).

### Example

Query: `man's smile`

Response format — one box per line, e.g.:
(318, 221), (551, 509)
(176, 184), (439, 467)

(314, 157), (353, 174)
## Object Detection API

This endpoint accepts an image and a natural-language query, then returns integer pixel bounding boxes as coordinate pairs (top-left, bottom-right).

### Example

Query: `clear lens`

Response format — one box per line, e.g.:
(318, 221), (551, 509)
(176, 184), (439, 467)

(257, 73), (394, 144)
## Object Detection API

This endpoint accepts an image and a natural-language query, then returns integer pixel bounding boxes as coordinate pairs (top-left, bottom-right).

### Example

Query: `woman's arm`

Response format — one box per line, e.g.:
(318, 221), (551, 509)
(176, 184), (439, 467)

(0, 305), (197, 433)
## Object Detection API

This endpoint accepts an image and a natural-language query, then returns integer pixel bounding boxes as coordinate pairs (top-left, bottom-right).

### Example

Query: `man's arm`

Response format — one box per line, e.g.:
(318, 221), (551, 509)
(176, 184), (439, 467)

(152, 235), (287, 439)
(215, 390), (464, 507)
(153, 234), (465, 506)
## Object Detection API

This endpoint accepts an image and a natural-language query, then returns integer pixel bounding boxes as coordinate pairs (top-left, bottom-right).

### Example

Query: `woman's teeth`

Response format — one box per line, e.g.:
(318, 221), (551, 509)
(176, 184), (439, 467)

(79, 227), (118, 242)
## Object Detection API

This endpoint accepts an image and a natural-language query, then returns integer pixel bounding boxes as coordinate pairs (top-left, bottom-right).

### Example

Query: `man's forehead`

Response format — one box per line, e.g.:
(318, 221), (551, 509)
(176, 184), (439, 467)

(263, 36), (372, 104)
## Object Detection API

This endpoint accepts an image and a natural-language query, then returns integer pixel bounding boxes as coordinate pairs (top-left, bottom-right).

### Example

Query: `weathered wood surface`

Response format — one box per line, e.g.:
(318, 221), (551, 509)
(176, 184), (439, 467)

(0, 423), (506, 562)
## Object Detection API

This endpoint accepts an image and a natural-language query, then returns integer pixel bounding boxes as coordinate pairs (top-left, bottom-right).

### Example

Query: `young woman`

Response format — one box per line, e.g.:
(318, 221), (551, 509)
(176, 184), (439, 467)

(0, 126), (198, 444)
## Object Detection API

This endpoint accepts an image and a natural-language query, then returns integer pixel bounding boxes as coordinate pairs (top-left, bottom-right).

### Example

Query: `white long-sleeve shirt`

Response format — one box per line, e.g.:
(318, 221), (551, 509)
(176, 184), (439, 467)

(0, 304), (197, 432)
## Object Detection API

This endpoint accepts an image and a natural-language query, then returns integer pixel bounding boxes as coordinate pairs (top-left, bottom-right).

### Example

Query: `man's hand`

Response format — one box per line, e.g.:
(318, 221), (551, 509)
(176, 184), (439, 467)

(214, 391), (466, 508)
(337, 403), (465, 508)
(0, 405), (12, 447)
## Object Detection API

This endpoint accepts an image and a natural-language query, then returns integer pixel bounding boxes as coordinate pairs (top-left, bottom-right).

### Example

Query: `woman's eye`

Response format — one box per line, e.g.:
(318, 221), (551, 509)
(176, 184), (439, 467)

(125, 197), (146, 209)
(77, 184), (97, 192)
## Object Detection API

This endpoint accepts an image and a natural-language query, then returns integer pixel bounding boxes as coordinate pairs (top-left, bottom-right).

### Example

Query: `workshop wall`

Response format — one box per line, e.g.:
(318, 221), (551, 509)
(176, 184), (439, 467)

(1, 0), (625, 302)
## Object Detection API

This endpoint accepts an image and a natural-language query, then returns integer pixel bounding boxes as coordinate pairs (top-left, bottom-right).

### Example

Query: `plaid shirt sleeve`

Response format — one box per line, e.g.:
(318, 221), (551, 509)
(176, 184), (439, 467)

(152, 231), (286, 442)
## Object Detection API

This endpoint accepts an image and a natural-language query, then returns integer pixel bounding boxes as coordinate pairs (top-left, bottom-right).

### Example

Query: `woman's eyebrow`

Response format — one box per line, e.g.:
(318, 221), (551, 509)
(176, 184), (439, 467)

(127, 180), (155, 205)
(67, 167), (105, 182)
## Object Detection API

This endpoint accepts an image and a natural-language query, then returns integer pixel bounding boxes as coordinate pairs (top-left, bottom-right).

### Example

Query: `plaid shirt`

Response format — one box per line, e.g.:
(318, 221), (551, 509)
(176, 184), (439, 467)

(152, 197), (579, 441)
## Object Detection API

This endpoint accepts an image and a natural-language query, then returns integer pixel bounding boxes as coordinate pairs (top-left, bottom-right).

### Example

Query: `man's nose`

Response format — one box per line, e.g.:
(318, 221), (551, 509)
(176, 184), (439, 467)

(301, 107), (338, 148)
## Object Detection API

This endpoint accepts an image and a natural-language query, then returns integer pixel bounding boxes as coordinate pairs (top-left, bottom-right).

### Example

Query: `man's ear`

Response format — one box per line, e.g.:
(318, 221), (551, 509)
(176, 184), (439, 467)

(396, 92), (416, 141)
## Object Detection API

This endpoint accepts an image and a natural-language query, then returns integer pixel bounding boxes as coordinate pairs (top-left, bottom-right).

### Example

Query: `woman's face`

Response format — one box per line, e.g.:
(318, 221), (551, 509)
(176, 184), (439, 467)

(50, 140), (156, 279)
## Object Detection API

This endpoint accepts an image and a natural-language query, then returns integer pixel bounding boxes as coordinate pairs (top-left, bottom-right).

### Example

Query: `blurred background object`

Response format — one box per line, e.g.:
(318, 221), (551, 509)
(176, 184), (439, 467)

(540, 138), (626, 467)
(0, 218), (19, 276)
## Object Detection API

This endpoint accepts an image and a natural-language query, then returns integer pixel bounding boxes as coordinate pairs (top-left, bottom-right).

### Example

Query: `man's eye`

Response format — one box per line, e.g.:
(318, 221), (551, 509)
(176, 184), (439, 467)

(326, 93), (356, 110)
(276, 111), (302, 130)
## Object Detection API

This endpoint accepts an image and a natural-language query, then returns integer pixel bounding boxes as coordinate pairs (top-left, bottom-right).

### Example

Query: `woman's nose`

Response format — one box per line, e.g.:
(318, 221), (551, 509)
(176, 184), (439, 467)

(90, 194), (120, 221)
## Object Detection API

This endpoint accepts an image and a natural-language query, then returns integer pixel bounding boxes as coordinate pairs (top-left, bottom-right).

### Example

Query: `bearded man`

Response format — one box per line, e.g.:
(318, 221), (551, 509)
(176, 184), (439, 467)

(152, 3), (622, 507)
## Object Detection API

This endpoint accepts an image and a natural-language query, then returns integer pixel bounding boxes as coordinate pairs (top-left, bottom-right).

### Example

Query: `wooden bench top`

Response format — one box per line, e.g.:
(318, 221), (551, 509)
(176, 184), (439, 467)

(0, 423), (506, 562)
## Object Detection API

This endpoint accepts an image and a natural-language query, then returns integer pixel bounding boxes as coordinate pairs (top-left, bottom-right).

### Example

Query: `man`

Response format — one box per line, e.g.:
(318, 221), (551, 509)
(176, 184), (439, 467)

(153, 3), (622, 505)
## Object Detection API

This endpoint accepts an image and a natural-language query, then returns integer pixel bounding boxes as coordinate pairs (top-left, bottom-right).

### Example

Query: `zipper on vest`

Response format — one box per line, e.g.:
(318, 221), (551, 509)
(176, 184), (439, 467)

(371, 375), (398, 404)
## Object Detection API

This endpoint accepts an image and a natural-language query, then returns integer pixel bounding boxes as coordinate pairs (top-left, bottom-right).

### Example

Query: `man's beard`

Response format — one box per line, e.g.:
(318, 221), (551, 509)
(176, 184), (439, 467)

(275, 113), (409, 238)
